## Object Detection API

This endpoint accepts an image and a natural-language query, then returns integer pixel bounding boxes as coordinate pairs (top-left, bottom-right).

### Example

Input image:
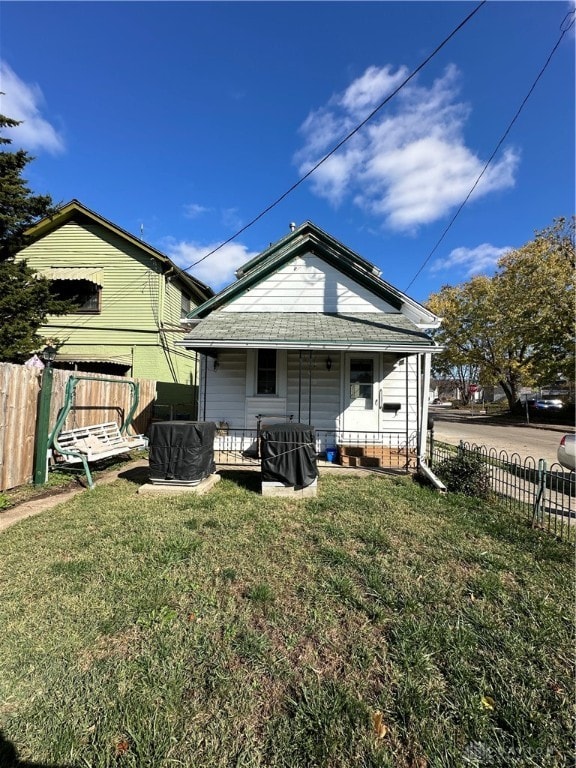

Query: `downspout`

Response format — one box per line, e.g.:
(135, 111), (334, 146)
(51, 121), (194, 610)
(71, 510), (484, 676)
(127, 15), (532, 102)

(158, 268), (166, 322)
(418, 460), (447, 493)
(417, 352), (445, 492)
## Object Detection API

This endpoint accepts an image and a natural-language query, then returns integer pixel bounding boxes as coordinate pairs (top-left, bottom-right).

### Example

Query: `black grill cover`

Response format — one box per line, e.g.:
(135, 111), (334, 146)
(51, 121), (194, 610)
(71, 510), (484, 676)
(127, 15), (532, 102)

(148, 421), (216, 482)
(260, 423), (317, 489)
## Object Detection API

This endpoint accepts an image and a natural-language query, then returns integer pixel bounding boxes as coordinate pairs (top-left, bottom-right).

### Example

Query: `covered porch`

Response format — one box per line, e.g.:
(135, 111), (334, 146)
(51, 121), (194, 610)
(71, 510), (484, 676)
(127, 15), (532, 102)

(186, 346), (432, 473)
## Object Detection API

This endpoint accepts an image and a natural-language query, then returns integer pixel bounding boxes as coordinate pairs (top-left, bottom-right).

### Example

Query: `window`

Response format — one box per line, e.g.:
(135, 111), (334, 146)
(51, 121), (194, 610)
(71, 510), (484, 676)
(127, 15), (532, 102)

(257, 349), (277, 395)
(49, 279), (101, 313)
(349, 359), (373, 401)
(181, 294), (191, 318)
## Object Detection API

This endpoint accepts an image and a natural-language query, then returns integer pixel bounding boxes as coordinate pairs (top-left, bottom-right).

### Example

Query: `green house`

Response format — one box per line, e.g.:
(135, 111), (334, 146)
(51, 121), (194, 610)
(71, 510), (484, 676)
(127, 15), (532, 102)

(16, 200), (213, 418)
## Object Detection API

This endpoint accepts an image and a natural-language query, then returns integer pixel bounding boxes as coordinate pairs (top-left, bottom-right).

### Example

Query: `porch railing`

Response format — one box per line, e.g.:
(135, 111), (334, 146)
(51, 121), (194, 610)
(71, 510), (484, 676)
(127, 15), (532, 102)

(213, 427), (419, 473)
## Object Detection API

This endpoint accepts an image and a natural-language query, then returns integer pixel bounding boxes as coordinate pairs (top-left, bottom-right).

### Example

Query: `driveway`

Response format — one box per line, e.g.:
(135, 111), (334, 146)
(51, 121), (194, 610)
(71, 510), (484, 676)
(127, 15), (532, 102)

(429, 409), (571, 466)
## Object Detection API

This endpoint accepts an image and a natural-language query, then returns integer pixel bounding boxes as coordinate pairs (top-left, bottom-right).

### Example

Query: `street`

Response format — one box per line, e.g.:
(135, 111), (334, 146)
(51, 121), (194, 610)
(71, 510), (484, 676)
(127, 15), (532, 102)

(428, 409), (571, 467)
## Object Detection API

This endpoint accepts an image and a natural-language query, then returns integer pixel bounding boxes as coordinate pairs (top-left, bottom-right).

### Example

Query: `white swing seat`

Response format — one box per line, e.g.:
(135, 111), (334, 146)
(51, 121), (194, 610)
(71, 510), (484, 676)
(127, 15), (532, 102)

(54, 421), (147, 464)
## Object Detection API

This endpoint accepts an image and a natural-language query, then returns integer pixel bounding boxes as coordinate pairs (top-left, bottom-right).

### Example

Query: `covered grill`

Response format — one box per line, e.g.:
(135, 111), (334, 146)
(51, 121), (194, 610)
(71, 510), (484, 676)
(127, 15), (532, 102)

(148, 421), (216, 485)
(260, 423), (318, 490)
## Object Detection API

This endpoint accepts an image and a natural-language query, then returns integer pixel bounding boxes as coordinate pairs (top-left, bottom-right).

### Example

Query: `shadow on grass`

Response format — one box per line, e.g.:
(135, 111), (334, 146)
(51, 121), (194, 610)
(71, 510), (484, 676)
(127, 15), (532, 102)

(218, 469), (262, 494)
(0, 731), (73, 768)
(117, 466), (263, 494)
(117, 465), (150, 485)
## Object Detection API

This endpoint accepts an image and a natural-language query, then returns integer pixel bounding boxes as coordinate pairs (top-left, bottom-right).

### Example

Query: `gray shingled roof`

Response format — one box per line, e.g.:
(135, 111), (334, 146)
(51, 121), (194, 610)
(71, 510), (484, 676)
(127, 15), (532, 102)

(180, 312), (436, 349)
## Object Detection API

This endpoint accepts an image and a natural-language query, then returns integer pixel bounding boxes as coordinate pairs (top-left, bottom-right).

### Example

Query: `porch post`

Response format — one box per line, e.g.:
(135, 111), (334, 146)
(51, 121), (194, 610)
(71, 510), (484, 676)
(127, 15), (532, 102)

(416, 354), (421, 467)
(202, 353), (208, 421)
(308, 351), (312, 425)
(298, 352), (302, 422)
(419, 353), (432, 463)
(194, 353), (199, 419)
(405, 356), (409, 467)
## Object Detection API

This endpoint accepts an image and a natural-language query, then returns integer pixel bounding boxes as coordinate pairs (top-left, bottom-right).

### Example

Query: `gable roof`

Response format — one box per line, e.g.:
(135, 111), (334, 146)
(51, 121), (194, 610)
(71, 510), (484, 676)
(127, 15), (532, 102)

(24, 199), (214, 304)
(186, 221), (438, 327)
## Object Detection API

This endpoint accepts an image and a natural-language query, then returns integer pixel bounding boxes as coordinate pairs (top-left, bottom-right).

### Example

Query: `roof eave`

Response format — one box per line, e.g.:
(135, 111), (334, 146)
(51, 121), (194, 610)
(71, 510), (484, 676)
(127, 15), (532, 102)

(176, 339), (441, 354)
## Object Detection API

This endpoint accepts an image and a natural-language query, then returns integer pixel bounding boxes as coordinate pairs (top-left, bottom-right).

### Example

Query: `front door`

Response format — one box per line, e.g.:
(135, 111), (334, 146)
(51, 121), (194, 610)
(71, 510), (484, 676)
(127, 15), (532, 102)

(342, 354), (380, 432)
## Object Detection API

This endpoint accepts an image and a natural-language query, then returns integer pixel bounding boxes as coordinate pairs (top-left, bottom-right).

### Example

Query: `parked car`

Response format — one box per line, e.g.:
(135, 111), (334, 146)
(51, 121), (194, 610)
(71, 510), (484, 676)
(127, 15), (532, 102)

(529, 399), (563, 411)
(557, 434), (576, 471)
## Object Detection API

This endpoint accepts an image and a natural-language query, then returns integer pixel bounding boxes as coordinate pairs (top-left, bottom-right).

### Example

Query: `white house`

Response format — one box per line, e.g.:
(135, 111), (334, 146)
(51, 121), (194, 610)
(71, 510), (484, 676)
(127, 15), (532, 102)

(177, 222), (442, 470)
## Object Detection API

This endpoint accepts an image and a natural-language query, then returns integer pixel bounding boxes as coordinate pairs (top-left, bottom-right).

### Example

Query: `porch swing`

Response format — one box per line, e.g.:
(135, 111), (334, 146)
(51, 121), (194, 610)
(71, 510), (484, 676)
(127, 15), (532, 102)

(49, 375), (148, 489)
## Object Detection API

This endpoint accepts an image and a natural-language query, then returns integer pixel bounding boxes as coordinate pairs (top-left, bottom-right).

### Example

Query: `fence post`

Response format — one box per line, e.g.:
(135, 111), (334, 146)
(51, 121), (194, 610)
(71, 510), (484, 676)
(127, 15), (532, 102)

(532, 458), (547, 527)
(33, 365), (54, 486)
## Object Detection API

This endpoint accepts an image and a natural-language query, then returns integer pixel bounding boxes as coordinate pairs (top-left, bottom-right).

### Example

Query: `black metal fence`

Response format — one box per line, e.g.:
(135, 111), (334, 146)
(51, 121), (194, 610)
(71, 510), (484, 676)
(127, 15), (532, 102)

(212, 427), (574, 541)
(429, 439), (575, 542)
(213, 428), (418, 472)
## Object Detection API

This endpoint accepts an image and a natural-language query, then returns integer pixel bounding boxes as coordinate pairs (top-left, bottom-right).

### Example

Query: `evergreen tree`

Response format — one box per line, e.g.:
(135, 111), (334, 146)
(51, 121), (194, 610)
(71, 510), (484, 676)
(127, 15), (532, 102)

(0, 111), (69, 361)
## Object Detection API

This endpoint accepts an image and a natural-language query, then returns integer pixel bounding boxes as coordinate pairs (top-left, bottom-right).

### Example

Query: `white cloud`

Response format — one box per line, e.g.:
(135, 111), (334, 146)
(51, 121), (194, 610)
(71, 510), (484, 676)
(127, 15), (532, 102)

(165, 240), (259, 290)
(183, 203), (211, 219)
(221, 207), (243, 230)
(430, 243), (512, 276)
(295, 64), (519, 231)
(0, 61), (64, 153)
(340, 64), (410, 116)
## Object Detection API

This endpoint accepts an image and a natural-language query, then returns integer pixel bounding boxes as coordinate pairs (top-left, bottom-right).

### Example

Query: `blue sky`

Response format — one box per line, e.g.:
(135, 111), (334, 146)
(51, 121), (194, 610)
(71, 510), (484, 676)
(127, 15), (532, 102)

(1, 1), (574, 302)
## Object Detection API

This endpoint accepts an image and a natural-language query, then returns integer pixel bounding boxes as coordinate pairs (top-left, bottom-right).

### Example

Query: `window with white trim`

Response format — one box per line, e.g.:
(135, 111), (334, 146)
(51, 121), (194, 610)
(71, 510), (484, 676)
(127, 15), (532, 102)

(256, 349), (277, 395)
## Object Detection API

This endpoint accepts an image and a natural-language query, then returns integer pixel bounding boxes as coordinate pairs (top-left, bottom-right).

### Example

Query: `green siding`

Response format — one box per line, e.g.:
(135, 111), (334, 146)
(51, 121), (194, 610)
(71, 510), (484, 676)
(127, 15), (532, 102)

(17, 219), (202, 389)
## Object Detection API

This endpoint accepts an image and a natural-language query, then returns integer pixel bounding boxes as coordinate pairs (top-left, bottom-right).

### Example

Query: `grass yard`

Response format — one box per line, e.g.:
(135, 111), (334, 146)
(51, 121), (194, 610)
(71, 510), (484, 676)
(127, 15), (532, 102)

(0, 470), (573, 767)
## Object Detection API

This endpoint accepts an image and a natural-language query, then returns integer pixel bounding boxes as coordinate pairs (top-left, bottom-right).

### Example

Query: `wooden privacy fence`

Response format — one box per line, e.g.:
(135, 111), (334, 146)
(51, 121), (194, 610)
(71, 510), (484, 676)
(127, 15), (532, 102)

(0, 363), (156, 491)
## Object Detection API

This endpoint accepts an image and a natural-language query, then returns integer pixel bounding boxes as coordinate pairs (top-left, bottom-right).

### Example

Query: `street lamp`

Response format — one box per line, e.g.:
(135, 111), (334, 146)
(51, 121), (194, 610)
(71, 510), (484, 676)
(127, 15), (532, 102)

(33, 345), (57, 486)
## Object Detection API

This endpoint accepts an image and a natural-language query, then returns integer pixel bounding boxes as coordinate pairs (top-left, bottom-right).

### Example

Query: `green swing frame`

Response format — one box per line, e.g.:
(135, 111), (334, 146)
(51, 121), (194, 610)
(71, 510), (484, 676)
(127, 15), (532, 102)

(48, 375), (147, 489)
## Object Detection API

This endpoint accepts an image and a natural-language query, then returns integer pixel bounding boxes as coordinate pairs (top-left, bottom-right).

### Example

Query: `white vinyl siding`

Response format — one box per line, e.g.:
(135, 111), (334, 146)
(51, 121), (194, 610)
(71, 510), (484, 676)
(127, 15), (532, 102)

(223, 254), (400, 314)
(377, 355), (418, 434)
(197, 349), (420, 436)
(198, 350), (248, 427)
(286, 351), (340, 430)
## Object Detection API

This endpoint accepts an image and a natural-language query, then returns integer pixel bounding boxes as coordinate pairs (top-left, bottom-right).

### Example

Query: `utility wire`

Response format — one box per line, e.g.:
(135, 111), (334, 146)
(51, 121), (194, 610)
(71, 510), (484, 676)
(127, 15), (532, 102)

(182, 1), (487, 273)
(404, 9), (575, 292)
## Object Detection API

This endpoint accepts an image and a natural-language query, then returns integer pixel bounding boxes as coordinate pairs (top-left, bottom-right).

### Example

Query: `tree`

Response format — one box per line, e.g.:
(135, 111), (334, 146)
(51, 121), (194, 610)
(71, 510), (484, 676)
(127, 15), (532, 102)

(427, 218), (575, 411)
(0, 111), (69, 361)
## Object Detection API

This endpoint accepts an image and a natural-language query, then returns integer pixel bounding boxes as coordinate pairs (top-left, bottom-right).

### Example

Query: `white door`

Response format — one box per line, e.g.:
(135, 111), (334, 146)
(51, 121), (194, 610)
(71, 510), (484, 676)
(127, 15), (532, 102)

(342, 354), (380, 432)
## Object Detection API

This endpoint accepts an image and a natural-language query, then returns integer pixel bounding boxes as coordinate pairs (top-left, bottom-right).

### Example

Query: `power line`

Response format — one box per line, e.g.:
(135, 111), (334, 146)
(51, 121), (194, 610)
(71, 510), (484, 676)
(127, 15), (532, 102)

(404, 9), (575, 292)
(182, 1), (487, 273)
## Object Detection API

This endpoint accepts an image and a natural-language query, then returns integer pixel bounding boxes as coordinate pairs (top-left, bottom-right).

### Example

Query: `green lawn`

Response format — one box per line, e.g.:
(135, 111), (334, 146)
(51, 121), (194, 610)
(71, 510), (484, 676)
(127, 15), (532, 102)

(0, 471), (573, 767)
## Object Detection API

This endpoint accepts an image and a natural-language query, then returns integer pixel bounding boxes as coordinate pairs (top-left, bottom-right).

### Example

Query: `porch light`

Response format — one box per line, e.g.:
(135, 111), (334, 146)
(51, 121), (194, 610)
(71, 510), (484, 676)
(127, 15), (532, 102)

(326, 356), (332, 371)
(213, 357), (220, 371)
